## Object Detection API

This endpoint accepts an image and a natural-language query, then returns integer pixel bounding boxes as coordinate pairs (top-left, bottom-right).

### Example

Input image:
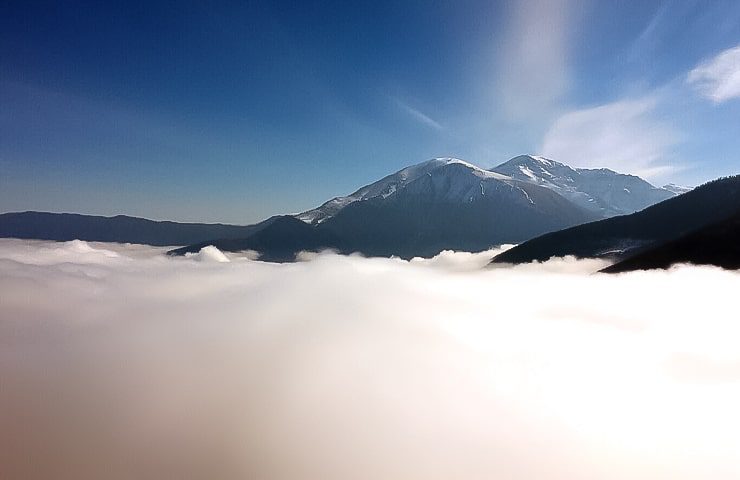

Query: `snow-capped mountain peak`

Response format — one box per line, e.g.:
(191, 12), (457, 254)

(296, 157), (512, 224)
(296, 155), (682, 225)
(527, 155), (557, 167)
(490, 155), (677, 217)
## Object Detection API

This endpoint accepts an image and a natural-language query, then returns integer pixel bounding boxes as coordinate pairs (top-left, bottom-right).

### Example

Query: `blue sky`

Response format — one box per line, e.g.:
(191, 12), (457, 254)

(2, 0), (740, 223)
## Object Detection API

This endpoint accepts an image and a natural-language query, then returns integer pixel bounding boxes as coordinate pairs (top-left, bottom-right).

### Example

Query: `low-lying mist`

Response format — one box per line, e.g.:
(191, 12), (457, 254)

(1, 239), (739, 479)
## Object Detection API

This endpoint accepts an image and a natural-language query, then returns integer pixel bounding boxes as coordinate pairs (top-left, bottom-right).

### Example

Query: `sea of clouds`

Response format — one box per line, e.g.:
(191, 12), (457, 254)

(1, 239), (740, 479)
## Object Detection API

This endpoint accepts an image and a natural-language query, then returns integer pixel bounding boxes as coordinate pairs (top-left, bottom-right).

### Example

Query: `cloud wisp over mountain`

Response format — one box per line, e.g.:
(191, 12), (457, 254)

(537, 37), (740, 183)
(540, 95), (679, 179)
(2, 239), (740, 479)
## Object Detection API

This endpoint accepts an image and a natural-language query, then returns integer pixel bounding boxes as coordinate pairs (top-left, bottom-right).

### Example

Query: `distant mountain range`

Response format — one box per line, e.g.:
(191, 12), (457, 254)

(0, 211), (278, 246)
(1, 155), (695, 263)
(491, 175), (740, 271)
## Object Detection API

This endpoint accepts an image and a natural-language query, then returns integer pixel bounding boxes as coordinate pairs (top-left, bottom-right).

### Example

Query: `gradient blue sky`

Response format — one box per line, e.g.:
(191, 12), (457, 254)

(2, 0), (740, 223)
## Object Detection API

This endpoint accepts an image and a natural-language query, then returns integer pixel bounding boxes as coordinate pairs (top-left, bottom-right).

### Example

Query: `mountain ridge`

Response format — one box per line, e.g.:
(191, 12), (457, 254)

(0, 211), (275, 246)
(490, 175), (740, 266)
(490, 155), (677, 217)
(600, 210), (740, 272)
(297, 155), (680, 225)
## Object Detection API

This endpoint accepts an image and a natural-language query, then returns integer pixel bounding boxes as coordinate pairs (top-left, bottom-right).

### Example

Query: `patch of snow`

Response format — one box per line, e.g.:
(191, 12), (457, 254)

(517, 187), (535, 205)
(382, 184), (397, 198)
(530, 155), (553, 166)
(518, 165), (538, 180)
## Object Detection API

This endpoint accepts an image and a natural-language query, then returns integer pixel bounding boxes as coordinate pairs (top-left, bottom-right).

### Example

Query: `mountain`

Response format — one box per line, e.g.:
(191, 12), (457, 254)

(314, 159), (597, 258)
(172, 158), (598, 260)
(491, 175), (740, 265)
(296, 158), (455, 224)
(490, 155), (677, 217)
(297, 155), (676, 225)
(600, 211), (740, 273)
(0, 211), (275, 246)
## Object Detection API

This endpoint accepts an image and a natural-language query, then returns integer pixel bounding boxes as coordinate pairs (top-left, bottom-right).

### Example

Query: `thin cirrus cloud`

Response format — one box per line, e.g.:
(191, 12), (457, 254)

(393, 97), (443, 130)
(540, 95), (678, 179)
(626, 1), (671, 62)
(687, 44), (740, 103)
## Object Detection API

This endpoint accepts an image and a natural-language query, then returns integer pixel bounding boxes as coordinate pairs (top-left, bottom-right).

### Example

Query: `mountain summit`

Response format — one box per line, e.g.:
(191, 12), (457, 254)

(490, 155), (678, 217)
(312, 159), (597, 258)
(297, 158), (472, 224)
(297, 155), (681, 225)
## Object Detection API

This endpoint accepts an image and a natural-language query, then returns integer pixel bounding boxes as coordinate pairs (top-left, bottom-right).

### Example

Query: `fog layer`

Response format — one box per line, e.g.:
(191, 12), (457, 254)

(1, 239), (739, 479)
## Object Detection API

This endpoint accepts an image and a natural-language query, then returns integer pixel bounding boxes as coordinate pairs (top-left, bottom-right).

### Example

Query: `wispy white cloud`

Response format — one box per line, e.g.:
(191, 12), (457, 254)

(687, 44), (740, 103)
(540, 95), (679, 178)
(393, 98), (443, 130)
(497, 0), (579, 121)
(627, 1), (671, 61)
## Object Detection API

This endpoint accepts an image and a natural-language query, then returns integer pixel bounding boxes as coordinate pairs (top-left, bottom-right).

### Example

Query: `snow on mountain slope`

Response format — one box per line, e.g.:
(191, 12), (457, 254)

(171, 158), (600, 260)
(491, 155), (676, 217)
(297, 158), (510, 224)
(297, 155), (680, 226)
(395, 160), (530, 204)
(316, 160), (597, 258)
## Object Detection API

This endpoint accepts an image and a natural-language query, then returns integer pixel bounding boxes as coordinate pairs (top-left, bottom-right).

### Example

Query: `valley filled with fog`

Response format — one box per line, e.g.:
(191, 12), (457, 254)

(2, 239), (740, 479)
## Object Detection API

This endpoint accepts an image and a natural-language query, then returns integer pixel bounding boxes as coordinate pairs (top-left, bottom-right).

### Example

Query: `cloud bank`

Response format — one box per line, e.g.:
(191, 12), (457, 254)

(688, 44), (740, 103)
(2, 240), (740, 479)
